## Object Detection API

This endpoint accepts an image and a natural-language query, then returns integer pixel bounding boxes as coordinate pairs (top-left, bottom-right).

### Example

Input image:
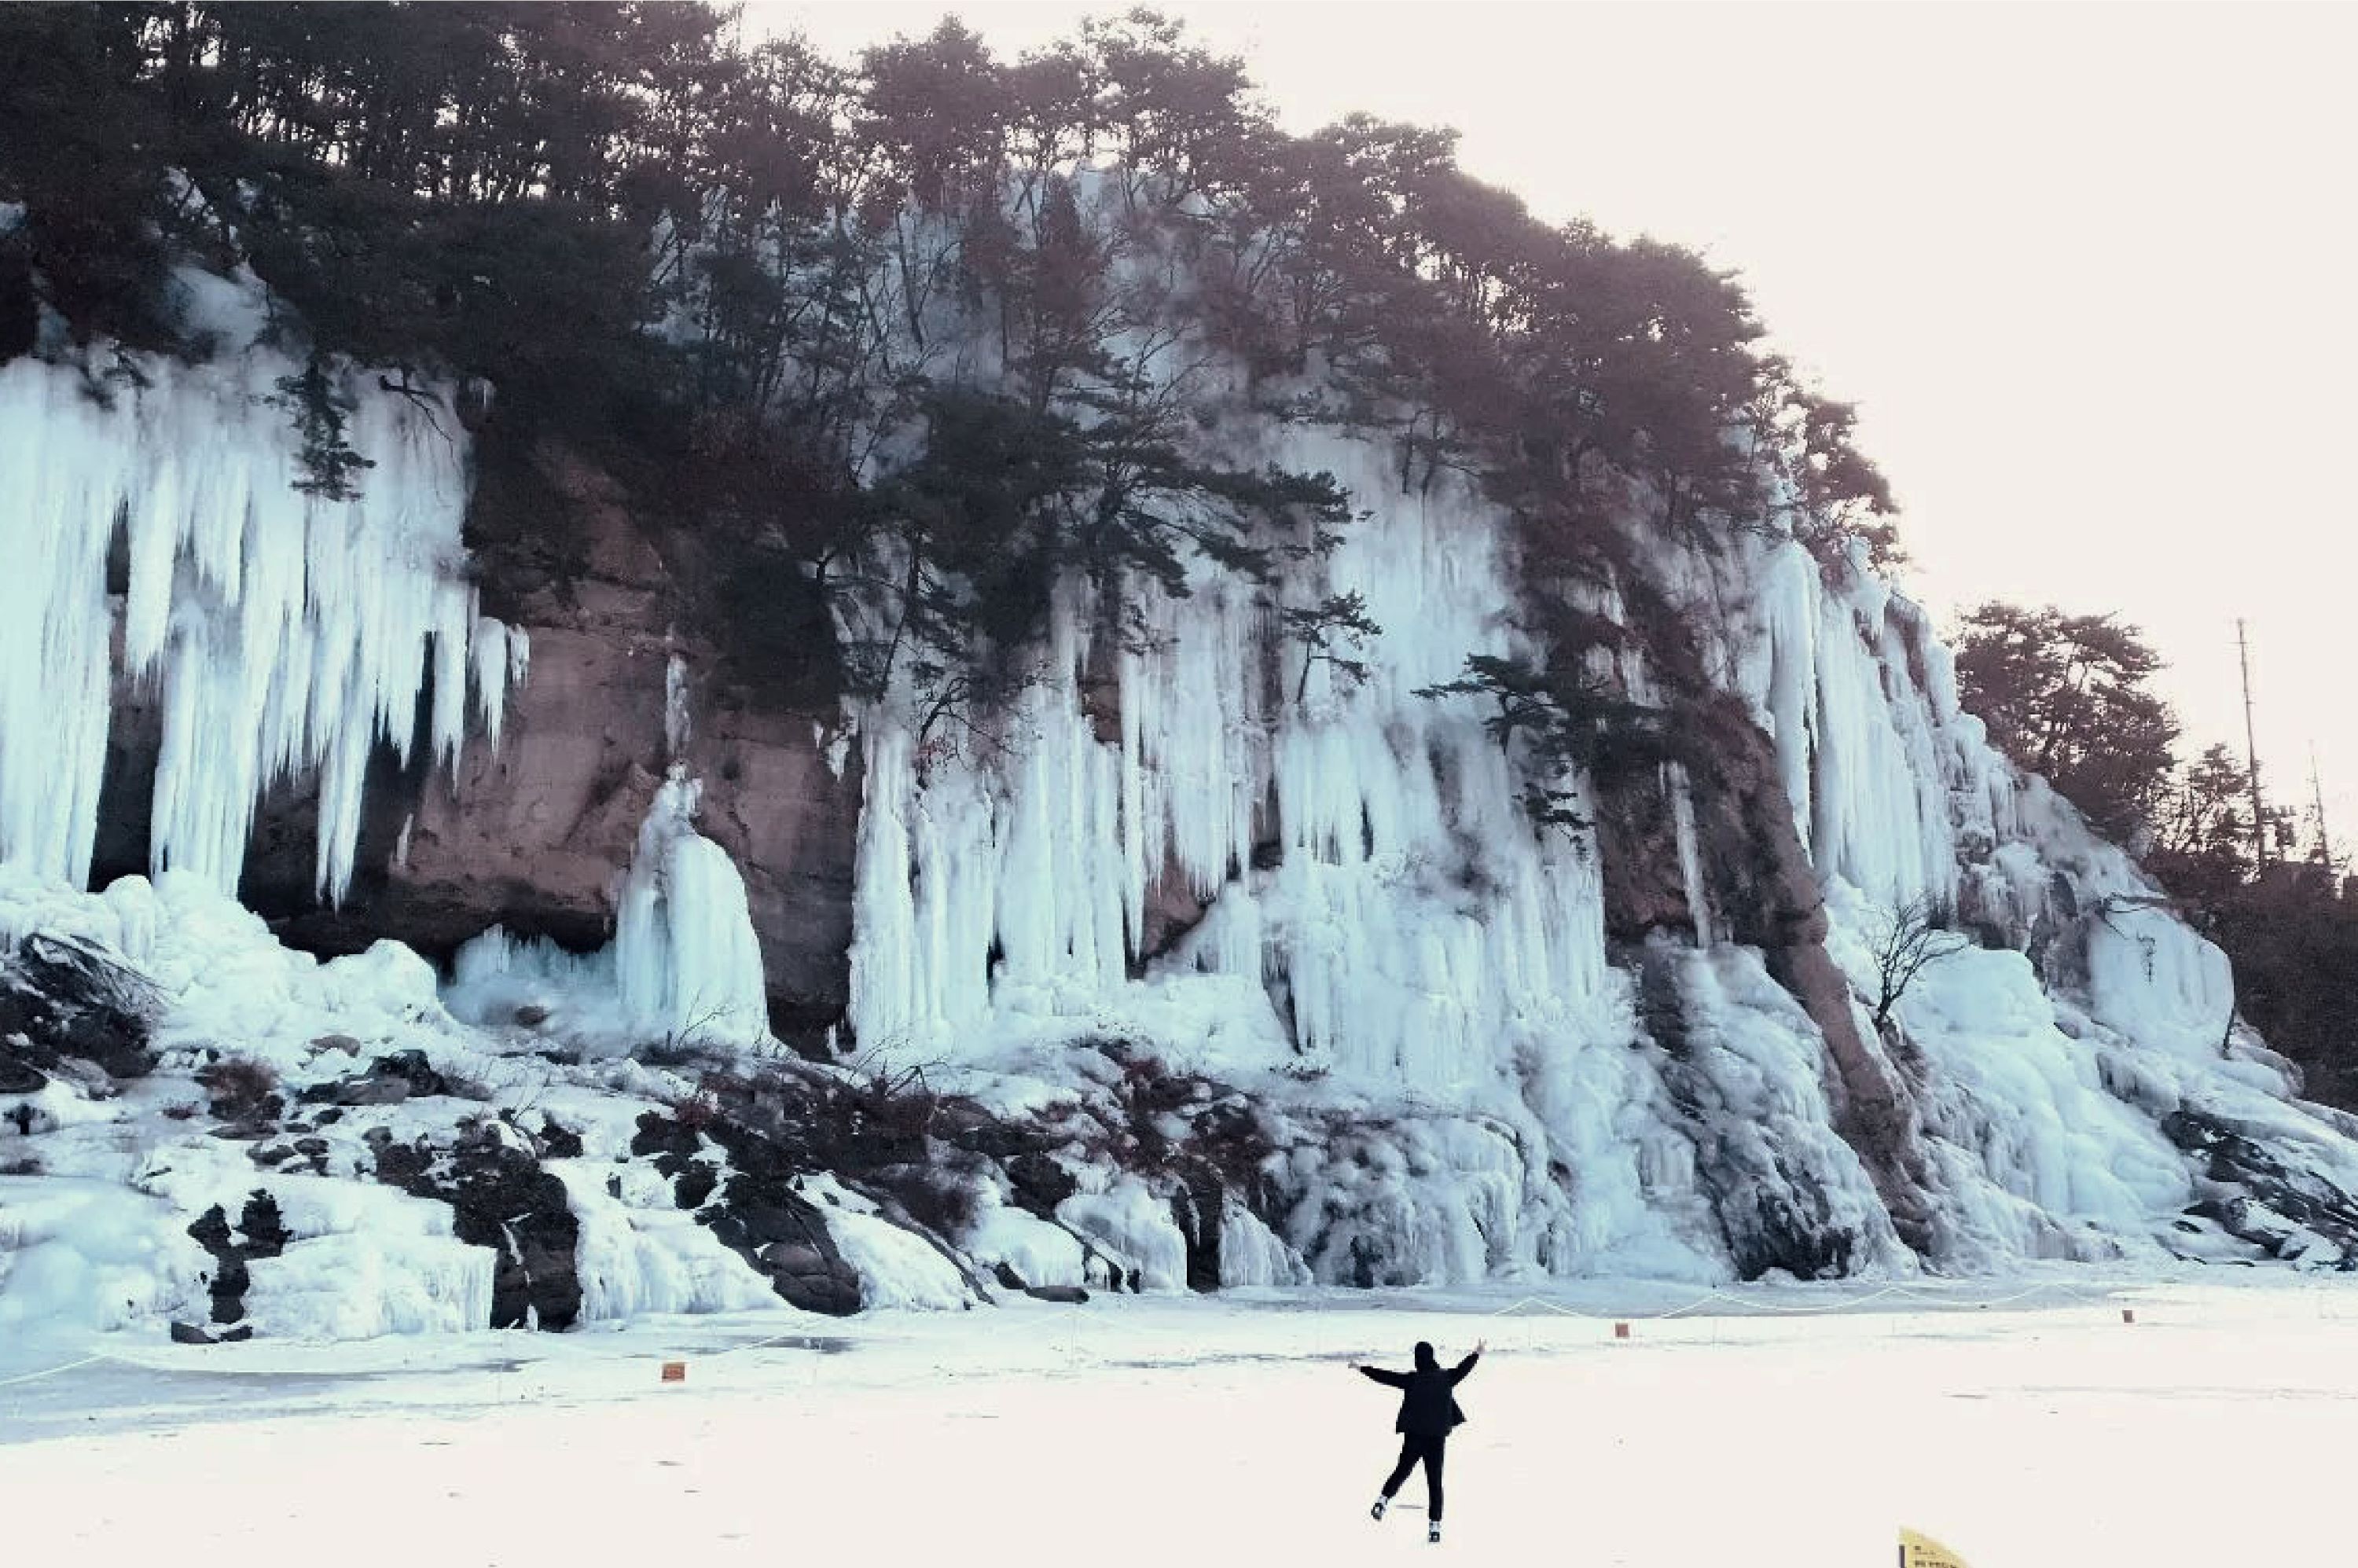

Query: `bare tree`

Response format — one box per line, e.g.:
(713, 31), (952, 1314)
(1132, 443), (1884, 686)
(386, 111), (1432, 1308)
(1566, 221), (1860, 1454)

(1867, 895), (1973, 1034)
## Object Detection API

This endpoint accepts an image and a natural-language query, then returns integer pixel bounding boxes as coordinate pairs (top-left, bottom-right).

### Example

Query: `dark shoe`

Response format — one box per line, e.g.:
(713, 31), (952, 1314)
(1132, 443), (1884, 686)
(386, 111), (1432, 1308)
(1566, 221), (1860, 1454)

(1371, 1498), (1388, 1522)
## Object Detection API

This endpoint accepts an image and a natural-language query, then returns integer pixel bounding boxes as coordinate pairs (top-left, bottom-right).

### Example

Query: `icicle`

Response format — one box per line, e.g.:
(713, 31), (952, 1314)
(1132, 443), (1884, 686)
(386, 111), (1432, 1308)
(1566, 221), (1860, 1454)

(664, 652), (692, 759)
(1669, 762), (1715, 948)
(470, 617), (523, 750)
(846, 724), (920, 1045)
(614, 767), (770, 1046)
(0, 345), (519, 902)
(840, 424), (1622, 1087)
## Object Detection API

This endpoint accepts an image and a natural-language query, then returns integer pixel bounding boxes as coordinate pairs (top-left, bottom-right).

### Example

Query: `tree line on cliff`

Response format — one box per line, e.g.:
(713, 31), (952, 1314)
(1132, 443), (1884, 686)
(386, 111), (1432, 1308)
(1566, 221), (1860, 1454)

(0, 4), (1893, 731)
(9, 6), (2352, 1107)
(1954, 602), (2358, 1107)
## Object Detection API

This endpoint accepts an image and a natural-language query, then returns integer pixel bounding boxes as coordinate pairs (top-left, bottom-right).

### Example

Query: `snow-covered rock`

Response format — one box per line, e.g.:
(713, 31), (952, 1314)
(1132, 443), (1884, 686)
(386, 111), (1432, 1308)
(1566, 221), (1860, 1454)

(9, 252), (2358, 1348)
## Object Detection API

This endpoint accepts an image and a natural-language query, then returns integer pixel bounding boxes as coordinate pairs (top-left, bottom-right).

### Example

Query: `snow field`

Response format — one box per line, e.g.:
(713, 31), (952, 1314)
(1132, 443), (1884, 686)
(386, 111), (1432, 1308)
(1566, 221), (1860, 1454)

(6, 1282), (2355, 1566)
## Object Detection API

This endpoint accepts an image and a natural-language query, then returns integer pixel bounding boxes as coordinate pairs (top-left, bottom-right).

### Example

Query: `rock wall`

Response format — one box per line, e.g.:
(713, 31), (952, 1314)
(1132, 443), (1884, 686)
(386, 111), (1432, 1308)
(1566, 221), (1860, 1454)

(259, 438), (861, 1038)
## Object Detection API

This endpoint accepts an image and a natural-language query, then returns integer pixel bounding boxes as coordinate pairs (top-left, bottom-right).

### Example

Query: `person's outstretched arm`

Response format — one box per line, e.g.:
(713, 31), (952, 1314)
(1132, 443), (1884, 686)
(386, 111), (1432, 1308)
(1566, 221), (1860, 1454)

(1447, 1339), (1486, 1385)
(1352, 1362), (1409, 1387)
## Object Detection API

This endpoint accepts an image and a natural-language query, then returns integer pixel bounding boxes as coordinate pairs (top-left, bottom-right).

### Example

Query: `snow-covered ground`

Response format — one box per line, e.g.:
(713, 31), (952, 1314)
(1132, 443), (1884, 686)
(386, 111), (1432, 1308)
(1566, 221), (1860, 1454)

(7, 1277), (2352, 1564)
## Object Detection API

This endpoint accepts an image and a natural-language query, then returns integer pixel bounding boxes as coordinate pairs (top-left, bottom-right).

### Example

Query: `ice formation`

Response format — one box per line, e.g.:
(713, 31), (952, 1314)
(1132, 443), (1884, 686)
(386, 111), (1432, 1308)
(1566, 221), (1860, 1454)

(614, 769), (771, 1047)
(851, 428), (1616, 1077)
(841, 398), (2358, 1287)
(0, 325), (515, 902)
(12, 233), (2358, 1345)
(0, 865), (783, 1344)
(445, 651), (773, 1052)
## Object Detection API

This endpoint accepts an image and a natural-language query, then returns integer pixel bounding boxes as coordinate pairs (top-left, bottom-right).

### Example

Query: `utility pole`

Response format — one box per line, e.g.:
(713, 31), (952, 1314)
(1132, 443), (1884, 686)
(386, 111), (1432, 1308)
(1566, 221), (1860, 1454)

(2239, 619), (2268, 871)
(2311, 743), (2334, 872)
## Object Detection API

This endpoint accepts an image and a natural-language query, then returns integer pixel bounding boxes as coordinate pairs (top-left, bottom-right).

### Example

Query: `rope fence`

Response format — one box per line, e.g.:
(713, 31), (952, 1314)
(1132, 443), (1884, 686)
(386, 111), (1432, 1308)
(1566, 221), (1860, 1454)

(6, 1276), (2349, 1392)
(0, 1323), (836, 1394)
(1476, 1277), (2136, 1323)
(0, 1352), (112, 1389)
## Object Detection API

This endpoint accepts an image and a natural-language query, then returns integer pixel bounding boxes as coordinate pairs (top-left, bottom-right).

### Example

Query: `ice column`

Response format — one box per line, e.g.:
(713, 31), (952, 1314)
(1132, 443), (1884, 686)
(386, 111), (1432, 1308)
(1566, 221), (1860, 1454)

(615, 769), (771, 1045)
(842, 423), (1621, 1090)
(0, 350), (516, 900)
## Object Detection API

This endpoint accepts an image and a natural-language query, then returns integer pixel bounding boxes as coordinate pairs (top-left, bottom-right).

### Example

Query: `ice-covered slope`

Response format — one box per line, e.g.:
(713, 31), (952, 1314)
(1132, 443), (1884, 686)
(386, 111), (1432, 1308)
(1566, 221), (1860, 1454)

(10, 276), (2358, 1346)
(843, 406), (2358, 1285)
(1726, 541), (2358, 1267)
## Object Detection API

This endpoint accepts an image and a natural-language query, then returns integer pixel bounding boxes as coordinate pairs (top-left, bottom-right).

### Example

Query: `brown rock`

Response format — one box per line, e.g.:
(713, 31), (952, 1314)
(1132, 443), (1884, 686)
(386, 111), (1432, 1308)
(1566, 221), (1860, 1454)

(334, 1077), (410, 1107)
(1594, 767), (1701, 945)
(229, 435), (861, 1031)
(1680, 692), (1937, 1253)
(207, 1122), (278, 1142)
(1134, 861), (1210, 964)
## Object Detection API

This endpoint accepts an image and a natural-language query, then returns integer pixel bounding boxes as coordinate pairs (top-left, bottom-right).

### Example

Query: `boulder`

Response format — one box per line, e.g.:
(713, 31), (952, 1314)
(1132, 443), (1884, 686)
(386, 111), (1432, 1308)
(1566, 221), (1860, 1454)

(207, 1122), (279, 1142)
(0, 933), (158, 1080)
(692, 1115), (865, 1316)
(372, 1129), (582, 1330)
(672, 1162), (718, 1210)
(365, 1050), (450, 1099)
(1006, 1151), (1078, 1220)
(536, 1114), (583, 1159)
(184, 1196), (284, 1326)
(333, 1076), (410, 1107)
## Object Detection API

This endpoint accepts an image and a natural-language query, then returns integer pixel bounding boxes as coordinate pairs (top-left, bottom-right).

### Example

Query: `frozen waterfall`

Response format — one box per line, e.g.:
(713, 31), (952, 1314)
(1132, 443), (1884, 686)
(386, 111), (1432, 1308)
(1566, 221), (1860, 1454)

(0, 345), (518, 902)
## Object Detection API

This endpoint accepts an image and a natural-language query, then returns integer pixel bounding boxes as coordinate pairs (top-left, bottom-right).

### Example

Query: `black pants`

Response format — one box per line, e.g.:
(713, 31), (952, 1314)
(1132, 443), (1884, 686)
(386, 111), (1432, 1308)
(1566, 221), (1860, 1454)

(1379, 1432), (1448, 1520)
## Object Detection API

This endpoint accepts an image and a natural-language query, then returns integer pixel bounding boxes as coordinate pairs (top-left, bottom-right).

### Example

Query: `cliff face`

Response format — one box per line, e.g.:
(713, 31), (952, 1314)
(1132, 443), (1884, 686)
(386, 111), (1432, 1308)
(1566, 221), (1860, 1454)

(1, 313), (858, 1037)
(253, 441), (861, 1038)
(823, 402), (2347, 1284)
(12, 292), (2358, 1350)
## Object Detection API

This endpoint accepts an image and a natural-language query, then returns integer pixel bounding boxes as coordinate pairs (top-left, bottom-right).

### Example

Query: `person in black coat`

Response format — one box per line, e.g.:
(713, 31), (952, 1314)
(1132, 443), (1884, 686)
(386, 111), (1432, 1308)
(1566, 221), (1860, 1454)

(1353, 1338), (1484, 1542)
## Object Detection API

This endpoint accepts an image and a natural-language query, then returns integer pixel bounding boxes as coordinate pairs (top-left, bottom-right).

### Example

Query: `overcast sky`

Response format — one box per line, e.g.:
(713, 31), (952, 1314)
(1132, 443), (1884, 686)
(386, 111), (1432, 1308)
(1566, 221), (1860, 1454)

(758, 1), (2358, 841)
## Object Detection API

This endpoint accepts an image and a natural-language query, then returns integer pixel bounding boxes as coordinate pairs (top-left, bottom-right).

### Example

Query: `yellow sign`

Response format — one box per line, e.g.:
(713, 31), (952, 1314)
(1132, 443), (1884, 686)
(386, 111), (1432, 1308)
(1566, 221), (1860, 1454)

(1899, 1528), (1970, 1567)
